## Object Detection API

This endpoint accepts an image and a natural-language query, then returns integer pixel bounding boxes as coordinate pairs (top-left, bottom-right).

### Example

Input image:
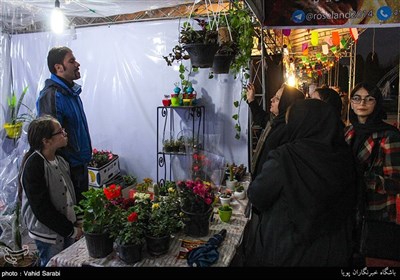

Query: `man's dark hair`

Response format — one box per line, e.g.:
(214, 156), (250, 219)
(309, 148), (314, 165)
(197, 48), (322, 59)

(47, 46), (72, 74)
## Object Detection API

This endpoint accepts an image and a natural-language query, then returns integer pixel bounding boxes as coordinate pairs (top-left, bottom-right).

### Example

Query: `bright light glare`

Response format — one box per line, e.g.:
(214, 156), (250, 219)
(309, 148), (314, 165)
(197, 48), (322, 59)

(287, 74), (296, 87)
(51, 8), (65, 34)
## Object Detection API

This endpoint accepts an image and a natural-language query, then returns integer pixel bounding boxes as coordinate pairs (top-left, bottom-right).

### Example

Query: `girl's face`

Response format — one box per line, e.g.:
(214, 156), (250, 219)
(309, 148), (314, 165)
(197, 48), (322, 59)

(350, 87), (376, 124)
(270, 87), (284, 116)
(49, 121), (68, 149)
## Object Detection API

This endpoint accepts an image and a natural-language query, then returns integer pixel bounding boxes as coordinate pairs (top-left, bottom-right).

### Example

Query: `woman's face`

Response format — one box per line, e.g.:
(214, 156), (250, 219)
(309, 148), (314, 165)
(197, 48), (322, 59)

(270, 87), (284, 116)
(350, 87), (376, 123)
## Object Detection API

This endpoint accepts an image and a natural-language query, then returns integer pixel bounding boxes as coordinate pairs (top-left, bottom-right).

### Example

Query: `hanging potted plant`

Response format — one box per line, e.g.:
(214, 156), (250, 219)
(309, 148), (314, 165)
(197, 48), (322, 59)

(3, 86), (35, 139)
(212, 41), (237, 74)
(180, 19), (219, 68)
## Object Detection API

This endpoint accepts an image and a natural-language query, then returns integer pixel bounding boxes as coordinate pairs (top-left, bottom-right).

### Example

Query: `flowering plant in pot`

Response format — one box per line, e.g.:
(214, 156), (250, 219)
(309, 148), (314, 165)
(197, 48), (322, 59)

(177, 180), (215, 214)
(109, 192), (150, 246)
(108, 191), (150, 264)
(177, 179), (216, 237)
(145, 190), (183, 256)
(73, 185), (121, 258)
(88, 149), (115, 168)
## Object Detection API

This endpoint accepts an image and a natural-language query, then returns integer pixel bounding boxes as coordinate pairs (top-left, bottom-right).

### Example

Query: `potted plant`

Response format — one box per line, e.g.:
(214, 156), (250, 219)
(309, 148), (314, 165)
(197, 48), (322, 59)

(88, 149), (120, 187)
(180, 19), (219, 68)
(225, 164), (238, 190)
(234, 184), (246, 200)
(109, 191), (150, 264)
(212, 41), (237, 74)
(145, 191), (183, 256)
(121, 174), (137, 198)
(218, 205), (233, 223)
(73, 186), (119, 258)
(3, 86), (35, 139)
(177, 179), (215, 237)
(219, 189), (232, 206)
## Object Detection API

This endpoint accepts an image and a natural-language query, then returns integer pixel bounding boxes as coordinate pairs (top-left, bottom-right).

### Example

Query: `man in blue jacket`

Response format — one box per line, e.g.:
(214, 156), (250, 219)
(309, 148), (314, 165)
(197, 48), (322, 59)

(37, 46), (92, 203)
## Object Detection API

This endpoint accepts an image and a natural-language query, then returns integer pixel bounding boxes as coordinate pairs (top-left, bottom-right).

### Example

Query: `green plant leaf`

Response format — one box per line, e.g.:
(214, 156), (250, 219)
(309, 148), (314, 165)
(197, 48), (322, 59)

(232, 114), (238, 120)
(233, 101), (239, 107)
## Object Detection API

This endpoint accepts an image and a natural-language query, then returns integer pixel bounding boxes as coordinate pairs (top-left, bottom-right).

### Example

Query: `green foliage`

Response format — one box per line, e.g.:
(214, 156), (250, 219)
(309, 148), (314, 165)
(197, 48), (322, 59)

(146, 191), (183, 238)
(234, 184), (244, 192)
(6, 86), (34, 125)
(109, 196), (149, 246)
(74, 188), (114, 234)
(122, 174), (137, 186)
(219, 205), (232, 212)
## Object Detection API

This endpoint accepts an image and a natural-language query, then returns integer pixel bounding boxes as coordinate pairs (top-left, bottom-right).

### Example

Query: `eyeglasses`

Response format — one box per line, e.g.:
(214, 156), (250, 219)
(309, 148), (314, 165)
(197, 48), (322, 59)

(51, 128), (66, 137)
(350, 95), (376, 105)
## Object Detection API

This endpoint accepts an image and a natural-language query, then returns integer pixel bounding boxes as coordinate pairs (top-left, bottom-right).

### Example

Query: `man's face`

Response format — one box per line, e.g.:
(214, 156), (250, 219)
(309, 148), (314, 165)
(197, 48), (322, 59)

(55, 51), (80, 82)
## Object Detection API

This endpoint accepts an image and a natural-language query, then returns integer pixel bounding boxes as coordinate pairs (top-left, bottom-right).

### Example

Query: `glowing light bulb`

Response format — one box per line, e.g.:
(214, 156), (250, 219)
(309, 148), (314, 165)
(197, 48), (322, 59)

(51, 0), (65, 34)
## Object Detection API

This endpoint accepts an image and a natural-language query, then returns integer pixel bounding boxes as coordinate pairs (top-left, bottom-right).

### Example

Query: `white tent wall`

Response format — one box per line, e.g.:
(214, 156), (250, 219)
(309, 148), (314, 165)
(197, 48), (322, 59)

(4, 19), (248, 183)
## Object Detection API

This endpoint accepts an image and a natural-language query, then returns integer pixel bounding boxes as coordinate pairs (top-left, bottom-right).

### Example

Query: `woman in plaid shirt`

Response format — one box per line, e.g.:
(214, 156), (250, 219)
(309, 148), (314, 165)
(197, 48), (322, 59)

(345, 81), (400, 261)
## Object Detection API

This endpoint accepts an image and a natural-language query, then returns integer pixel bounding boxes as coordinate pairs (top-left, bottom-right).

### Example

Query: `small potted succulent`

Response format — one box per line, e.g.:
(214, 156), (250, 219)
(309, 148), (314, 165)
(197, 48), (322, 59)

(234, 184), (246, 200)
(219, 189), (232, 206)
(225, 164), (238, 190)
(218, 205), (233, 223)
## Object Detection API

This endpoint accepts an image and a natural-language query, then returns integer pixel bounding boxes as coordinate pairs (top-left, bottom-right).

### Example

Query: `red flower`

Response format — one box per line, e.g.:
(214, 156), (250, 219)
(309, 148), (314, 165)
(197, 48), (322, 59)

(103, 184), (122, 200)
(127, 212), (138, 222)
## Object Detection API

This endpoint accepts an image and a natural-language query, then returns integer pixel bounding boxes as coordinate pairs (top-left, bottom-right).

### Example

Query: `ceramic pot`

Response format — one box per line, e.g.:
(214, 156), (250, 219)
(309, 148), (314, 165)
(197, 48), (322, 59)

(225, 179), (238, 190)
(219, 196), (231, 206)
(3, 122), (23, 139)
(218, 207), (232, 223)
(234, 191), (246, 200)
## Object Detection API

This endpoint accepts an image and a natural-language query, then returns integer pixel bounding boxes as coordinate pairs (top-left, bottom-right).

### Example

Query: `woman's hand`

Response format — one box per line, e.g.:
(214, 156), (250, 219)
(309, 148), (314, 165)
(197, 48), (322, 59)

(246, 83), (255, 103)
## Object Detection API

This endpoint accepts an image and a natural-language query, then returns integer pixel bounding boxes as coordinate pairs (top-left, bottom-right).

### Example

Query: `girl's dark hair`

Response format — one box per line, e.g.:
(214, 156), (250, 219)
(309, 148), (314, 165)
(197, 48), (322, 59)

(18, 115), (57, 201)
(47, 46), (72, 74)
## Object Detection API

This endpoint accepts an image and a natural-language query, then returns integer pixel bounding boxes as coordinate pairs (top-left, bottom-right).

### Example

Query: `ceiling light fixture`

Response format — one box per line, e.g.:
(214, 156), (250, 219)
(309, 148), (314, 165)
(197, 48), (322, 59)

(51, 0), (66, 34)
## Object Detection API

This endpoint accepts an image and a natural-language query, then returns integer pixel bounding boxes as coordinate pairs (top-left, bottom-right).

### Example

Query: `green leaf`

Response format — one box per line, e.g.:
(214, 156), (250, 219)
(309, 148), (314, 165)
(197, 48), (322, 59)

(233, 101), (239, 107)
(232, 114), (238, 120)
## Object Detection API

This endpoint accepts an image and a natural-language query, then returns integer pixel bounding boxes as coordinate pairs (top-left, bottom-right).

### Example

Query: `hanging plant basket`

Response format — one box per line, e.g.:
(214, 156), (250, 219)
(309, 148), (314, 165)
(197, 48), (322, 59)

(212, 54), (234, 74)
(184, 43), (218, 68)
(3, 122), (23, 139)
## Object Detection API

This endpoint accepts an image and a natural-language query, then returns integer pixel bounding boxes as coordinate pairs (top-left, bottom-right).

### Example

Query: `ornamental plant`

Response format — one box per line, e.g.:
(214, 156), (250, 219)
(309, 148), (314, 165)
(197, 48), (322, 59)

(177, 180), (216, 213)
(109, 192), (151, 246)
(146, 189), (183, 238)
(88, 148), (115, 168)
(110, 190), (151, 245)
(74, 185), (121, 234)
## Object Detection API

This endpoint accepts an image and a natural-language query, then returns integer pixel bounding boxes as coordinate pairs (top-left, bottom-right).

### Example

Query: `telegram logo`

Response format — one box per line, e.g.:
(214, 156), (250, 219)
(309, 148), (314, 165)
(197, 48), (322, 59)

(292, 10), (305, 24)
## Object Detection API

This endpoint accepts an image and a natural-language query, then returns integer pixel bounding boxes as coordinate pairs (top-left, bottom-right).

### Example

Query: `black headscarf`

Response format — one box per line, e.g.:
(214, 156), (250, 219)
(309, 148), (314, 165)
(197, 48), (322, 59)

(349, 82), (398, 154)
(255, 85), (304, 176)
(269, 99), (356, 242)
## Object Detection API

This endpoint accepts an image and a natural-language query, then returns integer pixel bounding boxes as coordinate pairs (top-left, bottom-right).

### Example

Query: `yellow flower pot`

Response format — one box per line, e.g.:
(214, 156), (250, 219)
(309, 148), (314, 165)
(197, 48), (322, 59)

(3, 122), (23, 139)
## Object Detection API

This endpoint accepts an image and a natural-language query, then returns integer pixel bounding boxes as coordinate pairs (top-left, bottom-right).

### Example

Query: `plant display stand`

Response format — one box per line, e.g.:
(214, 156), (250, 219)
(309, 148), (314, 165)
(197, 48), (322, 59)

(156, 106), (205, 187)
